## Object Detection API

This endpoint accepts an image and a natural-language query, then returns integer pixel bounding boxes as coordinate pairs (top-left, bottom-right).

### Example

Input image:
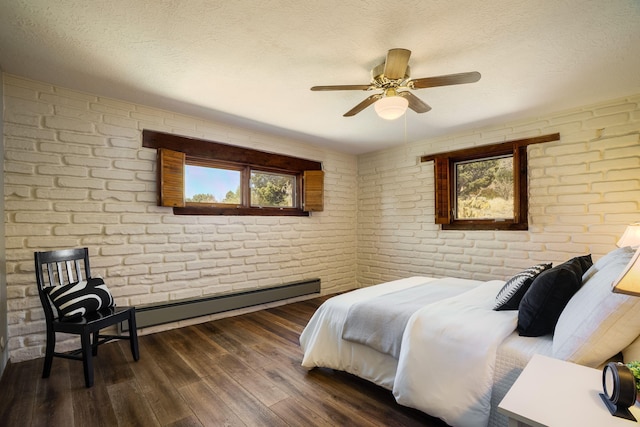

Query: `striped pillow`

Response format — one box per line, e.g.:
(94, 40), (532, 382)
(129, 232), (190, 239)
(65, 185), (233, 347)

(493, 263), (552, 311)
(45, 277), (115, 319)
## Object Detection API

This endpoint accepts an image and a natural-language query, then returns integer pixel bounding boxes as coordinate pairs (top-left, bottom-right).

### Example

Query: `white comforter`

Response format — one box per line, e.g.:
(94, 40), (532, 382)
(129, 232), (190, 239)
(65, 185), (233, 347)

(300, 276), (446, 389)
(300, 277), (518, 427)
(393, 280), (517, 427)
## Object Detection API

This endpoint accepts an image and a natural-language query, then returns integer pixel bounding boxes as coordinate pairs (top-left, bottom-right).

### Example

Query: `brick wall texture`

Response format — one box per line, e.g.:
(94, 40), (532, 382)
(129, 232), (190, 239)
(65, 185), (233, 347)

(3, 73), (640, 362)
(3, 75), (358, 362)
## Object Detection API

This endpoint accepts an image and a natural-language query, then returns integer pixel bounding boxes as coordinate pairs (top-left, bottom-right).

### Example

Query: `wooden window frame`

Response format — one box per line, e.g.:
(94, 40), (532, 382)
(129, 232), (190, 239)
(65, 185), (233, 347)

(420, 133), (559, 231)
(144, 130), (324, 216)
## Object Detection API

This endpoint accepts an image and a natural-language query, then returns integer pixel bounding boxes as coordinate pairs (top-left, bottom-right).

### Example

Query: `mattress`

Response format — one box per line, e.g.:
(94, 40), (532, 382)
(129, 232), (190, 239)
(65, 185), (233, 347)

(488, 332), (553, 427)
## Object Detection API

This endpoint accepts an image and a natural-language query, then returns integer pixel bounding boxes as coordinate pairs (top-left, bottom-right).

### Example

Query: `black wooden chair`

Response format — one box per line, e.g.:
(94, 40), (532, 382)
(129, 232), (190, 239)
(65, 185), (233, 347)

(34, 247), (140, 387)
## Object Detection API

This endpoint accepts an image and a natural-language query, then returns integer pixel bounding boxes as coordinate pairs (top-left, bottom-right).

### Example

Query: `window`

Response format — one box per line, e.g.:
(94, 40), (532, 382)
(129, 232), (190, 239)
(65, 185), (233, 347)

(421, 133), (560, 230)
(185, 164), (242, 205)
(144, 130), (324, 216)
(183, 159), (300, 210)
(454, 155), (513, 220)
(250, 170), (296, 208)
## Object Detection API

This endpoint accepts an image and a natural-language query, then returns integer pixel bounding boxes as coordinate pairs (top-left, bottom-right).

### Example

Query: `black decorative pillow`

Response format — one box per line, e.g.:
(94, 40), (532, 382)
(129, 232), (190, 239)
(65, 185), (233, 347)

(494, 263), (552, 311)
(45, 277), (115, 319)
(517, 255), (593, 337)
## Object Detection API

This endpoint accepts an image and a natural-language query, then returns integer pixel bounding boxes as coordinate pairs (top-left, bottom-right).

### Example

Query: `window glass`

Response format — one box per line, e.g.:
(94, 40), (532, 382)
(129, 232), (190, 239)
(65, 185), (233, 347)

(250, 171), (295, 208)
(185, 165), (241, 204)
(454, 156), (514, 219)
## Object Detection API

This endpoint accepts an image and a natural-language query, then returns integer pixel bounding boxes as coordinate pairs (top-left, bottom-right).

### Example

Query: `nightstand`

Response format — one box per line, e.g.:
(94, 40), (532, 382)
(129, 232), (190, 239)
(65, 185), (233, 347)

(498, 354), (640, 427)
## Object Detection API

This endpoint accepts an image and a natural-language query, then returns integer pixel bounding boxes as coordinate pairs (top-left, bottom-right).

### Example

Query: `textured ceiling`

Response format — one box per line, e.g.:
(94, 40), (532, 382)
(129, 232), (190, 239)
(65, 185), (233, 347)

(1, 1), (639, 154)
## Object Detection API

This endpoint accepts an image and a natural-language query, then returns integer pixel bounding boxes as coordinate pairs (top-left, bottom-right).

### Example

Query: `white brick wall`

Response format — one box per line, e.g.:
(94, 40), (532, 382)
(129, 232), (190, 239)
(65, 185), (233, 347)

(3, 75), (358, 362)
(357, 94), (640, 287)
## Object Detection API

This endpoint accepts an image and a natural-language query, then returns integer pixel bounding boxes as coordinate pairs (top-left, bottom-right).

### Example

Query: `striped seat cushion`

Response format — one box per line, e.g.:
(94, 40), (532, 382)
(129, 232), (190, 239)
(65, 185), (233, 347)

(45, 277), (115, 319)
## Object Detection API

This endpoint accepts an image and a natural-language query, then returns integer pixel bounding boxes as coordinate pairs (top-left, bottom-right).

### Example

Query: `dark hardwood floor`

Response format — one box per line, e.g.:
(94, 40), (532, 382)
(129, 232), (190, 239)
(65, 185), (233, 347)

(0, 296), (449, 426)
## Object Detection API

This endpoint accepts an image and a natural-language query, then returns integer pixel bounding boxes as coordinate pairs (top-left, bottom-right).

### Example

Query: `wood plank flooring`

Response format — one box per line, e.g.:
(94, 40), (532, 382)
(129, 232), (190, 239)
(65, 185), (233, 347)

(0, 296), (449, 426)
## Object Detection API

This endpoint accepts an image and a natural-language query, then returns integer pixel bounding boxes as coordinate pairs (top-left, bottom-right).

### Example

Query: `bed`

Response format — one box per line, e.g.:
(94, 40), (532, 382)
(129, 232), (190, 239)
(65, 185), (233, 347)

(299, 246), (640, 427)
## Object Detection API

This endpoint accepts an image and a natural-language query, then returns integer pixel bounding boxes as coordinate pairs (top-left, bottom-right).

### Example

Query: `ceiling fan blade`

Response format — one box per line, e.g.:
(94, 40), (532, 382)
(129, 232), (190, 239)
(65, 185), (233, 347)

(383, 48), (411, 80)
(343, 94), (382, 117)
(411, 71), (481, 89)
(311, 84), (372, 91)
(398, 92), (432, 113)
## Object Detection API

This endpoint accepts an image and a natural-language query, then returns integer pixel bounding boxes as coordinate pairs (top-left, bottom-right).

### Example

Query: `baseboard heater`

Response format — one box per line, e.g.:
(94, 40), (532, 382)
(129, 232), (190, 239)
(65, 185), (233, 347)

(124, 278), (320, 330)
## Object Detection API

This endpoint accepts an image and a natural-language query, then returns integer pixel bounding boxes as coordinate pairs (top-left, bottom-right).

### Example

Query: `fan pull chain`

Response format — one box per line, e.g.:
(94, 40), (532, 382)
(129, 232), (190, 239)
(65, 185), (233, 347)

(404, 112), (408, 145)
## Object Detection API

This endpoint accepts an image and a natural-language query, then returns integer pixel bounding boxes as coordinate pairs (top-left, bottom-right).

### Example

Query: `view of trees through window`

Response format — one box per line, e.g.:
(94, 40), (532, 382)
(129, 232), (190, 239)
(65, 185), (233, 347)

(250, 171), (294, 207)
(455, 156), (514, 219)
(185, 165), (295, 208)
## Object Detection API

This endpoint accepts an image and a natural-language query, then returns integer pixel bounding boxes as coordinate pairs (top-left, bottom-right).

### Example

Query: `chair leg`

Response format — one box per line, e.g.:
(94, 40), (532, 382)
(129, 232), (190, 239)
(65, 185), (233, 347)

(128, 310), (140, 361)
(81, 331), (94, 388)
(42, 328), (56, 379)
(92, 330), (100, 356)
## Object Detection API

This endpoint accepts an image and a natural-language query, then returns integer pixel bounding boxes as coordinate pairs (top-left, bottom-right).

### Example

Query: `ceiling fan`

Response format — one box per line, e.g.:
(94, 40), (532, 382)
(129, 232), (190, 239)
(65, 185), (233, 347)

(311, 48), (481, 120)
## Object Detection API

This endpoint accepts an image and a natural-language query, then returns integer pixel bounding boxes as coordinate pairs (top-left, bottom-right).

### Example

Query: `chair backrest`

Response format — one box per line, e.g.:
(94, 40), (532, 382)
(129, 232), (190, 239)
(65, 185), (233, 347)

(34, 247), (92, 321)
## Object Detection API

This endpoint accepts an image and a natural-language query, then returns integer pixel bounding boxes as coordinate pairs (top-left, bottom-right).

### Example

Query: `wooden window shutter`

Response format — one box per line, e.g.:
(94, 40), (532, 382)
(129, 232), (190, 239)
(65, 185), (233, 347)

(158, 148), (185, 207)
(303, 170), (324, 212)
(434, 157), (451, 224)
(513, 146), (528, 224)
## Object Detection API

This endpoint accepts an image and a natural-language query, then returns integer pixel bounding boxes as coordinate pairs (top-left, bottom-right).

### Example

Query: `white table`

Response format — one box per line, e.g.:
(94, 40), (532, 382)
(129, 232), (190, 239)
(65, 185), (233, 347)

(498, 354), (640, 427)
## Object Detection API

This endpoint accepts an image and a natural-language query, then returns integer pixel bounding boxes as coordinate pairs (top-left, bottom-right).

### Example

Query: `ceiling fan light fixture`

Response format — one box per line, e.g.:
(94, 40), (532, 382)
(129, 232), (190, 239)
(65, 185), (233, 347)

(311, 48), (480, 118)
(374, 95), (408, 120)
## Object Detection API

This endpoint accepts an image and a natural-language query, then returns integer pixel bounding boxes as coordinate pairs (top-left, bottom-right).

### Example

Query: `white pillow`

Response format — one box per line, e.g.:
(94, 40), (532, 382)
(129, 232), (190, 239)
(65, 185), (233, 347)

(553, 247), (640, 367)
(581, 246), (636, 282)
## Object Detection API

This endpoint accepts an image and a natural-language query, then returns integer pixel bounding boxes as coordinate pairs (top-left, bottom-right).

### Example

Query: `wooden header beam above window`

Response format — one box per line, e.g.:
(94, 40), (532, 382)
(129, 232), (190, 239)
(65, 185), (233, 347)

(143, 130), (322, 172)
(420, 133), (560, 163)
